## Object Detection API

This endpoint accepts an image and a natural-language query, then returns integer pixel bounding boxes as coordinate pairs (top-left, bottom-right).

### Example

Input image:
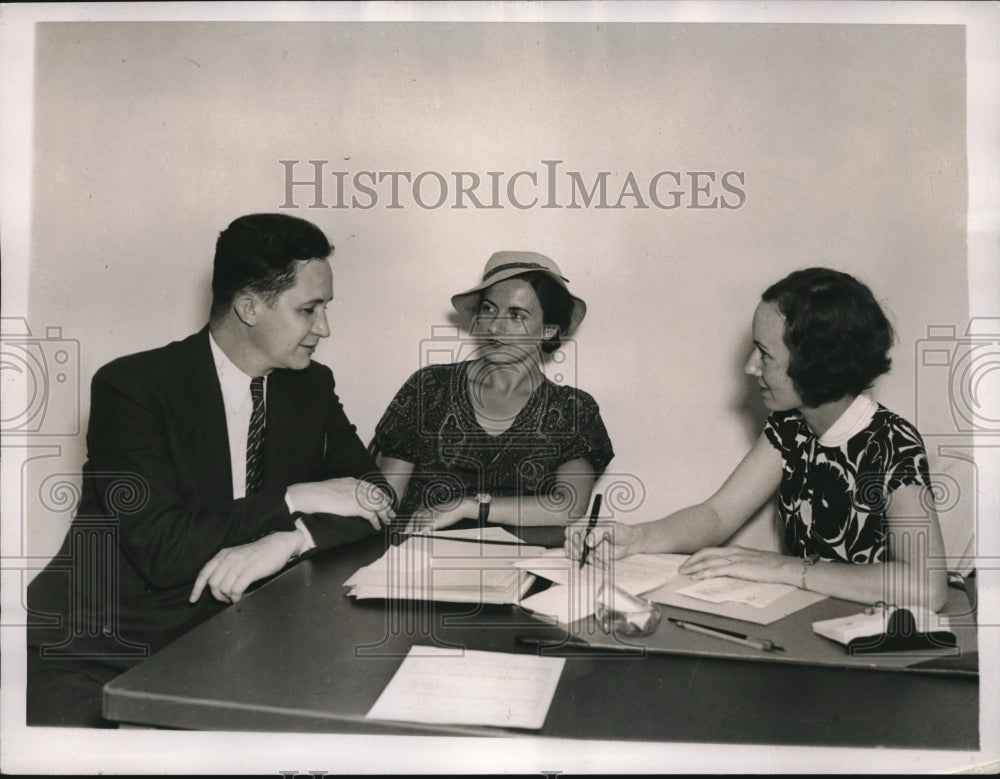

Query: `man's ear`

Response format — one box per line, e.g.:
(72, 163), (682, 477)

(543, 324), (559, 340)
(233, 293), (258, 327)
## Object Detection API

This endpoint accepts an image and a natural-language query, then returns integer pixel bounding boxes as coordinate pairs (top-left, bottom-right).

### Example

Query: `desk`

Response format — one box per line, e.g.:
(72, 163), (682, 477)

(104, 530), (978, 748)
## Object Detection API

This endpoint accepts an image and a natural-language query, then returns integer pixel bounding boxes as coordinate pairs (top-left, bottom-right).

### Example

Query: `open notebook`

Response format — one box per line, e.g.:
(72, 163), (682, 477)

(344, 529), (546, 604)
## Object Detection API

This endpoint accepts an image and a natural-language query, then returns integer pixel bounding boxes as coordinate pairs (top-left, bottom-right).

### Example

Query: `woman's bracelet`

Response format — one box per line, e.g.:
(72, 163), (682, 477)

(800, 554), (820, 590)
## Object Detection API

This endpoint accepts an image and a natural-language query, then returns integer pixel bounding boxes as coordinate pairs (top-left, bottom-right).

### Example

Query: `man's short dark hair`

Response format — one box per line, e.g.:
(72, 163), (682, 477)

(210, 213), (333, 322)
(761, 267), (894, 407)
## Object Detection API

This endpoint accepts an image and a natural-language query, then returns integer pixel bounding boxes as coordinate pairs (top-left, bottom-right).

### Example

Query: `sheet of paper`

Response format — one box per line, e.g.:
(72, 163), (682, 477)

(366, 645), (565, 730)
(615, 553), (688, 593)
(513, 551), (684, 597)
(520, 584), (597, 624)
(674, 576), (795, 608)
(511, 548), (572, 582)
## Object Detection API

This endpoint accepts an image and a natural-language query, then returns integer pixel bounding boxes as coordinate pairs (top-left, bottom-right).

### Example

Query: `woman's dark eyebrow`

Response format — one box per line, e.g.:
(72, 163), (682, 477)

(480, 297), (529, 316)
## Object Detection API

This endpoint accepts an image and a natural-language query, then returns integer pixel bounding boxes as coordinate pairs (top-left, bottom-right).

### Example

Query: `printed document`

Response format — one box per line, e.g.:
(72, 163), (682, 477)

(366, 645), (565, 730)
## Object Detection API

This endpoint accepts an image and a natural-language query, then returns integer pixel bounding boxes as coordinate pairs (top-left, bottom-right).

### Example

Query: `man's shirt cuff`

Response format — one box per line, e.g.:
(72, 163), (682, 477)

(293, 518), (317, 555)
(285, 491), (316, 554)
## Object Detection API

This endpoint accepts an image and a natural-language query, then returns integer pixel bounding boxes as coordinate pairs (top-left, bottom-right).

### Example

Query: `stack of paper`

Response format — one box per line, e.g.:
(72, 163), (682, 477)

(344, 529), (545, 605)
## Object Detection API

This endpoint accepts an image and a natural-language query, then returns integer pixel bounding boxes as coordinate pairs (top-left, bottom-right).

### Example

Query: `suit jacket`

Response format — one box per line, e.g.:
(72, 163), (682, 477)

(28, 327), (386, 657)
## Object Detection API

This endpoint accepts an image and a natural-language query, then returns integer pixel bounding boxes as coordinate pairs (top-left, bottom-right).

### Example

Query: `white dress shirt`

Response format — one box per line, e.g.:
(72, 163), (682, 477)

(208, 332), (315, 554)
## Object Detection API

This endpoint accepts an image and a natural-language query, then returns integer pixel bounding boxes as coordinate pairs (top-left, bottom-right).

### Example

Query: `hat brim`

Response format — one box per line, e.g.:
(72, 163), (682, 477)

(450, 267), (587, 334)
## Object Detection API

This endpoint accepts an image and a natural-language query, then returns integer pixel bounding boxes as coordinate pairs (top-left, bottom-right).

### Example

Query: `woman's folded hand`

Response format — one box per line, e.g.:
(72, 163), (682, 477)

(679, 545), (797, 585)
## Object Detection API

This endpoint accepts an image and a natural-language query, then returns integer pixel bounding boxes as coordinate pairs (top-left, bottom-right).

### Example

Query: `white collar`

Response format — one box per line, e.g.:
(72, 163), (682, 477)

(208, 330), (261, 414)
(817, 394), (878, 447)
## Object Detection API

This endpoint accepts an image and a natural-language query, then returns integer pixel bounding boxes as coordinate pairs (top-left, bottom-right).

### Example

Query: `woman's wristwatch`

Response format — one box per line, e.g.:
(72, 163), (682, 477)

(476, 493), (492, 524)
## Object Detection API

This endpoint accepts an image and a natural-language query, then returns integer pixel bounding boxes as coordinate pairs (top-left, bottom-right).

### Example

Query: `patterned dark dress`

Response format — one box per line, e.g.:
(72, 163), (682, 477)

(764, 399), (933, 563)
(374, 362), (615, 517)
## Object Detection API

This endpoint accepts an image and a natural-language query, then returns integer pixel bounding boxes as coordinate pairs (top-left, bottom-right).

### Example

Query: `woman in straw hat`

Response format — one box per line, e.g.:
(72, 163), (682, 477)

(565, 267), (948, 611)
(373, 251), (614, 529)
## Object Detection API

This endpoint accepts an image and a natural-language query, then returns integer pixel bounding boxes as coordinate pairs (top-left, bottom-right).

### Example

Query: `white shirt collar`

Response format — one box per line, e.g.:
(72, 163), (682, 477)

(208, 330), (261, 413)
(817, 394), (878, 447)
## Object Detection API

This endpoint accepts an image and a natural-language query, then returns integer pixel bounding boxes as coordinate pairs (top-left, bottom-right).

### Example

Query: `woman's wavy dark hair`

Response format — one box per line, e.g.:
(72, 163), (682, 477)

(479, 271), (574, 354)
(761, 267), (894, 407)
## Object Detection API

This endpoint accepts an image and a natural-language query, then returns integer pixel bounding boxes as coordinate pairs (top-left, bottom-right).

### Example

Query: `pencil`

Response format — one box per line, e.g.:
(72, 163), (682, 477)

(578, 493), (603, 569)
(668, 617), (784, 652)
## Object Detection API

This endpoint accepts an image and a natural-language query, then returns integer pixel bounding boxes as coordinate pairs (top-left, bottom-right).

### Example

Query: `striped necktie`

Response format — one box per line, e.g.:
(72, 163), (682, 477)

(246, 376), (265, 495)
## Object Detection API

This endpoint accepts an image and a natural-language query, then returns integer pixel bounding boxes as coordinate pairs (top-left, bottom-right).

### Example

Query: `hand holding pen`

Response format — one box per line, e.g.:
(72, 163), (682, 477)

(577, 494), (603, 569)
(565, 502), (640, 565)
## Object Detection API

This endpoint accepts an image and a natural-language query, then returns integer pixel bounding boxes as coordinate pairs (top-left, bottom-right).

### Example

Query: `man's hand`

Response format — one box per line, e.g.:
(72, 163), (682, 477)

(189, 530), (303, 604)
(287, 477), (395, 530)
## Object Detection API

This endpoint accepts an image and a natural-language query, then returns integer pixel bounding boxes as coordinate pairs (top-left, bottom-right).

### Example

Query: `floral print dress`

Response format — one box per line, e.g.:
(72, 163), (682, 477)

(374, 361), (615, 517)
(763, 395), (933, 563)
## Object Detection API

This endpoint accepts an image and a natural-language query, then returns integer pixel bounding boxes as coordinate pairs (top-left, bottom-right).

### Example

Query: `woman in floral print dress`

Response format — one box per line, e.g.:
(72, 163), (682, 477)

(375, 251), (614, 530)
(566, 267), (947, 611)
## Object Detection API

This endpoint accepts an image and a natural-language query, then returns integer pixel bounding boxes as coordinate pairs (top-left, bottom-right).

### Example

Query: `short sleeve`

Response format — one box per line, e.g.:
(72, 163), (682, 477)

(373, 371), (425, 463)
(878, 413), (932, 495)
(763, 409), (802, 456)
(554, 389), (615, 477)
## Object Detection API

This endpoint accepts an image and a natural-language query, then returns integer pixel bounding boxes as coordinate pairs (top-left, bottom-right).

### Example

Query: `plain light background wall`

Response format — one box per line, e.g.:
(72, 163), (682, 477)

(23, 22), (969, 574)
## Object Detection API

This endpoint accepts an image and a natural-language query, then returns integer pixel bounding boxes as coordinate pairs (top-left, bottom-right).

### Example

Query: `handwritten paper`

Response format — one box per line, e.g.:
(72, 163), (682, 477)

(366, 645), (565, 730)
(674, 576), (795, 608)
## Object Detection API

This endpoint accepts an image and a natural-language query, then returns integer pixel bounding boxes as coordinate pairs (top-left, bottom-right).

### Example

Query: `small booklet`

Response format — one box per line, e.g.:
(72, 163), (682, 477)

(812, 606), (956, 654)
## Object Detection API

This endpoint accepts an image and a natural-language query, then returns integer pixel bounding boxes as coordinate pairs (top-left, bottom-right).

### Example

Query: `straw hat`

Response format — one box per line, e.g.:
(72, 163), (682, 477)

(450, 251), (587, 333)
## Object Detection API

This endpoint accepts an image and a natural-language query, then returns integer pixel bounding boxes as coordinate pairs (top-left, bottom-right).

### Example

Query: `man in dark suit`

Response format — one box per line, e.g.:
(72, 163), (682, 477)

(27, 213), (394, 727)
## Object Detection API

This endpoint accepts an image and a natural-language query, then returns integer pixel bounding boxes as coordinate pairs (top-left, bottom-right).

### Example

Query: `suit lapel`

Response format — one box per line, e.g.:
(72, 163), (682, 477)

(176, 328), (234, 501)
(264, 370), (321, 489)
